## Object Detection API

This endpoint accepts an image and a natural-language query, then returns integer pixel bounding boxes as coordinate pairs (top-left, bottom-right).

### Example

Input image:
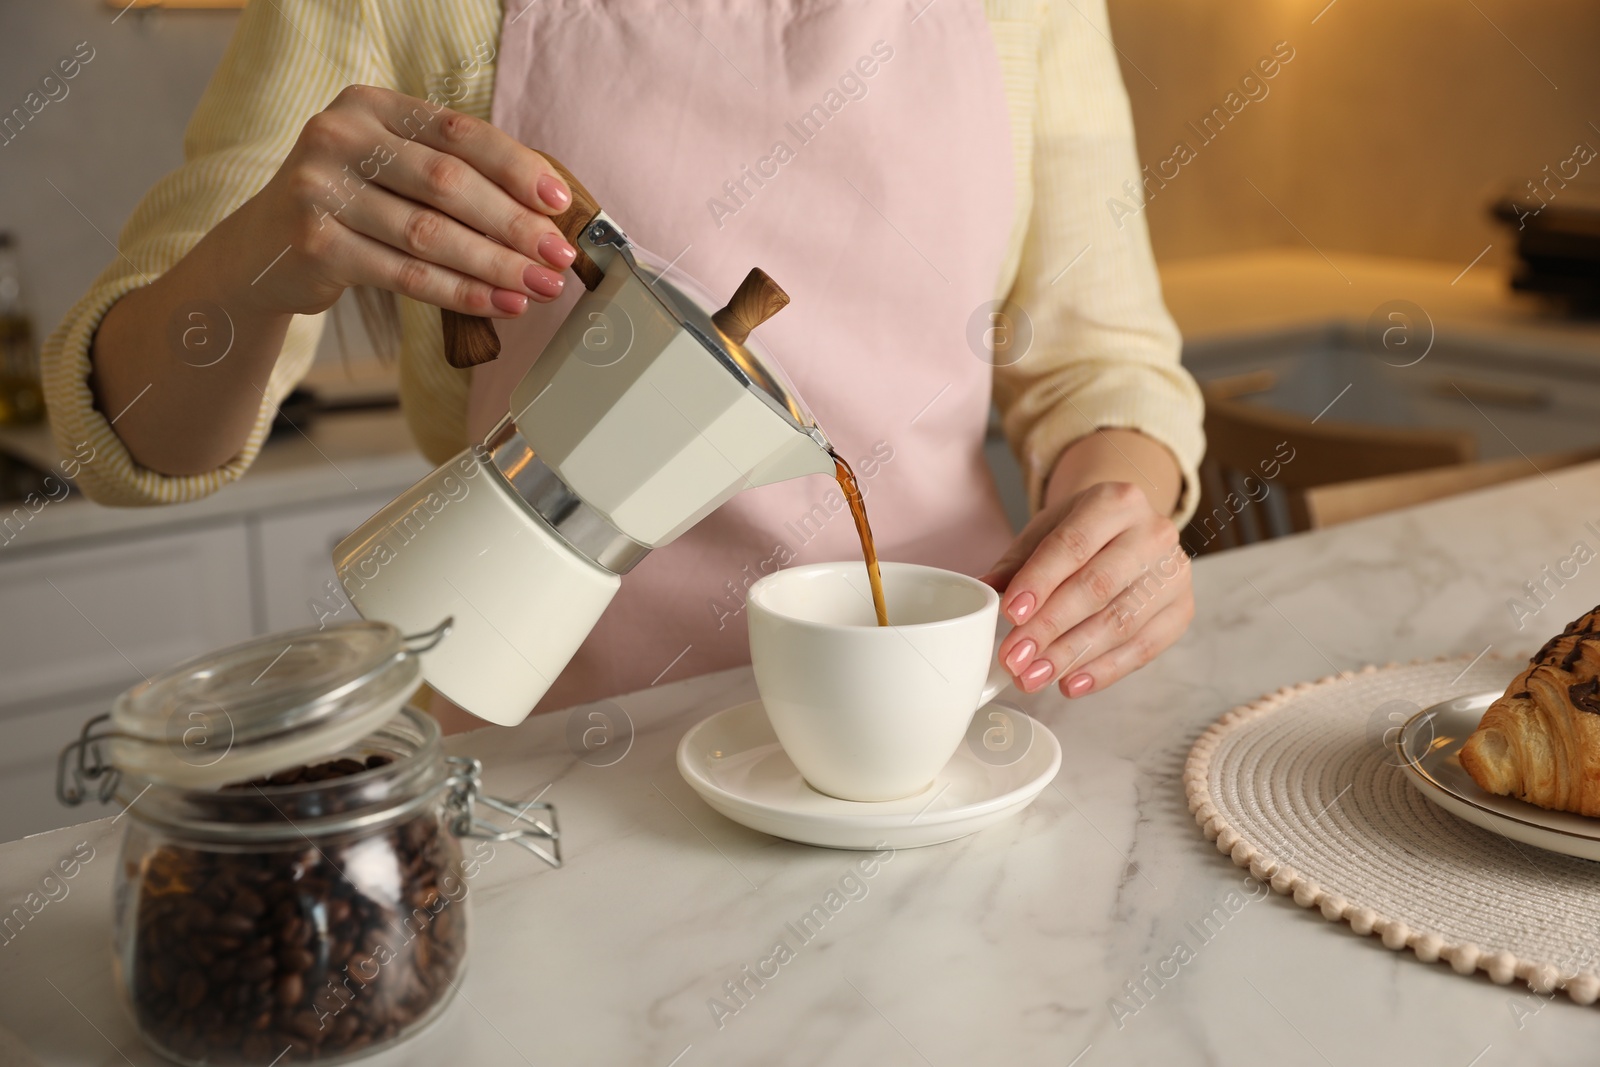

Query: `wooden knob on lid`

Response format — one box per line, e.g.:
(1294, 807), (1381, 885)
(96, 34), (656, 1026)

(711, 268), (789, 345)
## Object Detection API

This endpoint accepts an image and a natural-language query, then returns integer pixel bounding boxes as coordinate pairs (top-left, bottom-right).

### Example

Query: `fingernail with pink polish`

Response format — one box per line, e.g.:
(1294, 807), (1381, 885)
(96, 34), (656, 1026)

(490, 289), (528, 314)
(1021, 659), (1054, 692)
(1004, 639), (1036, 673)
(1006, 591), (1036, 623)
(537, 232), (577, 268)
(1065, 673), (1094, 697)
(537, 174), (571, 212)
(523, 264), (565, 299)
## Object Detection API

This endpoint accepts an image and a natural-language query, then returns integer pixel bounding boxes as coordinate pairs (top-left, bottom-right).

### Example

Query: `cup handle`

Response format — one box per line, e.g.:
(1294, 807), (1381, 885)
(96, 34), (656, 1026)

(980, 625), (1015, 706)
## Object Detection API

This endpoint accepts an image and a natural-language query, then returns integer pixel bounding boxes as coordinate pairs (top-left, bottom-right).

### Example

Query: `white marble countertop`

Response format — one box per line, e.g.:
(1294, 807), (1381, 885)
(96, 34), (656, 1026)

(7, 457), (1600, 1065)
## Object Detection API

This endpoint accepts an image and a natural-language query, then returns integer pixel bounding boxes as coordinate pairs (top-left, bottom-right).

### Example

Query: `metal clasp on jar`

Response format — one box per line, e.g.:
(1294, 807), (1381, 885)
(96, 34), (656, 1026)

(57, 712), (119, 806)
(444, 756), (561, 869)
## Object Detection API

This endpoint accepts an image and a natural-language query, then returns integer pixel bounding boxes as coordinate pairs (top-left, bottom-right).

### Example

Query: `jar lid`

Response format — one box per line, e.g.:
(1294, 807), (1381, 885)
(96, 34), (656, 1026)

(105, 620), (440, 790)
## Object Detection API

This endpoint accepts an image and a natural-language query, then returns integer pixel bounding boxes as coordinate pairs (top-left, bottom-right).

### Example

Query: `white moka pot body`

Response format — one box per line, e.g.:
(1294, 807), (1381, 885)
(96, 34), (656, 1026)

(332, 451), (618, 727)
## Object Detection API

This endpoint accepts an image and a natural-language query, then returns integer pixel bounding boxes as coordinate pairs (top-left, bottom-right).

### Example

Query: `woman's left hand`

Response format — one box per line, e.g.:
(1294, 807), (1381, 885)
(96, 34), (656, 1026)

(980, 480), (1193, 698)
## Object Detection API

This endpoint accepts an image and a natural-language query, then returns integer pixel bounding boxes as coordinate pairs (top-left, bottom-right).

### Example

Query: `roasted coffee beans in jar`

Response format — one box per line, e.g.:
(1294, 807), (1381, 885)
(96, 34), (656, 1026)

(58, 622), (560, 1066)
(112, 712), (470, 1065)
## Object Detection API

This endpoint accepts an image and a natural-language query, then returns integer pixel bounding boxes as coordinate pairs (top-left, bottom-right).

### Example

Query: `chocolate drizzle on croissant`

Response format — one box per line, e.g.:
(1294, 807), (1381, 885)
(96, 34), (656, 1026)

(1459, 604), (1600, 816)
(1562, 634), (1600, 672)
(1571, 680), (1600, 716)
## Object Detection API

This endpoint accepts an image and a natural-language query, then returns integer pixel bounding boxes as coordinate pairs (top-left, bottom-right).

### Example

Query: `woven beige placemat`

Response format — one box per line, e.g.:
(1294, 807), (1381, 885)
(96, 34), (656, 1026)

(1185, 657), (1600, 1003)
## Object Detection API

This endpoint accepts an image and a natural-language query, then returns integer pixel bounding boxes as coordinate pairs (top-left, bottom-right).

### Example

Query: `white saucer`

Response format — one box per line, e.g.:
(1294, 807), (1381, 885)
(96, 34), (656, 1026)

(1398, 692), (1600, 862)
(675, 699), (1061, 850)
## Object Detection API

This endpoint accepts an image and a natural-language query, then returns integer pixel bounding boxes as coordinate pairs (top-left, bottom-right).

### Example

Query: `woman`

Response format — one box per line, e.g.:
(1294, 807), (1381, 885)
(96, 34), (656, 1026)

(42, 0), (1202, 721)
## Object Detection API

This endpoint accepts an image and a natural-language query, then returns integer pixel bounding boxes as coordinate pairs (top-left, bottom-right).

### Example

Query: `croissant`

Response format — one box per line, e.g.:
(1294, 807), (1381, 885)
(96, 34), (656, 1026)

(1459, 605), (1600, 816)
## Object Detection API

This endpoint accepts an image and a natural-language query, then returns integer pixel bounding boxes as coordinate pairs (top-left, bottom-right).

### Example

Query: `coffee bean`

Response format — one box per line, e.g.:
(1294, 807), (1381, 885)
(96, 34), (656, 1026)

(333, 1011), (362, 1044)
(233, 887), (265, 918)
(281, 916), (309, 947)
(275, 973), (304, 1008)
(278, 953), (312, 979)
(287, 1010), (324, 1042)
(238, 955), (275, 982)
(214, 912), (254, 936)
(176, 971), (206, 1010)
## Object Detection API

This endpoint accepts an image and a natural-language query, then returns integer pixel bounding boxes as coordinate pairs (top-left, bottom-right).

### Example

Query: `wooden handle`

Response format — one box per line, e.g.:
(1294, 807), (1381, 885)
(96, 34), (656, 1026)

(441, 151), (605, 369)
(711, 269), (790, 345)
(441, 310), (502, 368)
(541, 155), (604, 290)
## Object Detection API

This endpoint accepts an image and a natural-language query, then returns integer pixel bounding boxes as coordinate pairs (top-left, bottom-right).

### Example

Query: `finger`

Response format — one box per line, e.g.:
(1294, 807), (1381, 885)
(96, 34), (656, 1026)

(995, 482), (1148, 626)
(1058, 596), (1194, 698)
(328, 224), (527, 317)
(1008, 555), (1188, 692)
(376, 140), (575, 274)
(362, 87), (575, 218)
(998, 525), (1149, 685)
(977, 505), (1063, 591)
(298, 88), (577, 267)
(1001, 518), (1174, 663)
(333, 183), (566, 301)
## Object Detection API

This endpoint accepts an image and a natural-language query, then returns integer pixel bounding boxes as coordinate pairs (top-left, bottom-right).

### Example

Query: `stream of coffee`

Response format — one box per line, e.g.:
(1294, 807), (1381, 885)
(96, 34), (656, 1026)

(831, 451), (889, 627)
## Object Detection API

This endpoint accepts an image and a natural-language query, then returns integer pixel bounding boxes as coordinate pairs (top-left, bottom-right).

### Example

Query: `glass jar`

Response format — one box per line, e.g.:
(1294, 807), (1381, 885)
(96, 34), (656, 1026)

(58, 620), (559, 1066)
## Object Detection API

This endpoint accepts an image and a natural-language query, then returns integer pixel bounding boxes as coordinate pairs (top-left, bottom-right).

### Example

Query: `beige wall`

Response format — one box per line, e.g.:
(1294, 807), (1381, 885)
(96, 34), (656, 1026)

(1, 2), (235, 336)
(1107, 0), (1600, 270)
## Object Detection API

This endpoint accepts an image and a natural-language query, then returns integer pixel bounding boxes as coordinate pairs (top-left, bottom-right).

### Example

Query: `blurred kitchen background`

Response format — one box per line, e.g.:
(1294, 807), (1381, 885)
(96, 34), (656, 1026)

(0, 0), (1596, 840)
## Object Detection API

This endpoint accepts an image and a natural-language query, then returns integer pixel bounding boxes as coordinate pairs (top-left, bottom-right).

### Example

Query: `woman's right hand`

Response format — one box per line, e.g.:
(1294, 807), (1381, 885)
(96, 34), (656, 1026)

(234, 84), (579, 320)
(89, 84), (581, 477)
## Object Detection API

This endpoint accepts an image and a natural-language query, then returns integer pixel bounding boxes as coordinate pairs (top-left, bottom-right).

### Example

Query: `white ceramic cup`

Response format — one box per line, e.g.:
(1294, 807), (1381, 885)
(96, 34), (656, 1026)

(747, 561), (1012, 802)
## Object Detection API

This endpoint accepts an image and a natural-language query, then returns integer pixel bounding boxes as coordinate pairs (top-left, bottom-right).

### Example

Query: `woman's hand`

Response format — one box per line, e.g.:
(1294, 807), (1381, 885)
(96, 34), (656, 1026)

(93, 84), (583, 475)
(981, 464), (1194, 699)
(235, 84), (578, 319)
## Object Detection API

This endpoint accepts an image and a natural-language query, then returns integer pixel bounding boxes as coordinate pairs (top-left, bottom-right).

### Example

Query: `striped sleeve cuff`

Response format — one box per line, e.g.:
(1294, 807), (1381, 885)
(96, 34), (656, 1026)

(1009, 367), (1205, 528)
(40, 274), (322, 507)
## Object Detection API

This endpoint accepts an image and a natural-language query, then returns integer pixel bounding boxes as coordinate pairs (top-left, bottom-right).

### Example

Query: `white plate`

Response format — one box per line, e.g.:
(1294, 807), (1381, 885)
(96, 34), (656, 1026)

(1398, 692), (1600, 861)
(676, 699), (1061, 850)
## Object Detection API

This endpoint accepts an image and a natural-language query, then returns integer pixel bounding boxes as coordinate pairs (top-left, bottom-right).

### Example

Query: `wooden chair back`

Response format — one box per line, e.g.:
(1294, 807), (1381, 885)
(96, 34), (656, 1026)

(1303, 448), (1600, 529)
(1184, 372), (1477, 554)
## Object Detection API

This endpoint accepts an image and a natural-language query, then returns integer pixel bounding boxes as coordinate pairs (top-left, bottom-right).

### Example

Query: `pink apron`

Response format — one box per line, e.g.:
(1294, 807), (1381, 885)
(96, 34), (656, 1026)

(474, 0), (1017, 712)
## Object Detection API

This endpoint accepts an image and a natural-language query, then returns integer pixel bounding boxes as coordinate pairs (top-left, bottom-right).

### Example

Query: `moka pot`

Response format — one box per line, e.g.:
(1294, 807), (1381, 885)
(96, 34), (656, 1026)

(332, 156), (833, 726)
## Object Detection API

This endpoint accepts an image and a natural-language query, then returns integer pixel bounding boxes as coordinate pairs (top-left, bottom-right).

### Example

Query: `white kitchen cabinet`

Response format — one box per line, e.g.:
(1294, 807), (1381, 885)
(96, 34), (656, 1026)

(253, 495), (390, 634)
(0, 521), (254, 714)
